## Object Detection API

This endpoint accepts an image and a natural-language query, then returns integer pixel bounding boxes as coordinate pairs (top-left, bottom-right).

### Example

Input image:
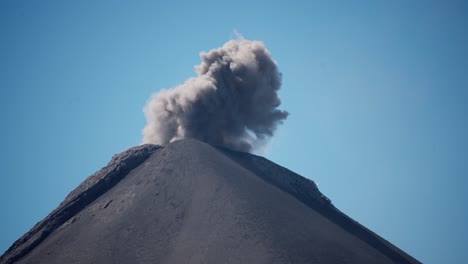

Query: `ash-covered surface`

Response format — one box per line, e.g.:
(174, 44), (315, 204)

(1, 139), (419, 264)
(0, 144), (161, 264)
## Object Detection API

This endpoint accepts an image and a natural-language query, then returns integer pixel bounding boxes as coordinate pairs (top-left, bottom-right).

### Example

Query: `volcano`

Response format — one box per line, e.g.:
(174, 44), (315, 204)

(1, 139), (419, 264)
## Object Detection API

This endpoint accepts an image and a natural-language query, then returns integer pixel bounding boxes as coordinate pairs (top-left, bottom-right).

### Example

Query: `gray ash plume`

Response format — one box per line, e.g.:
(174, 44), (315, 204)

(143, 37), (288, 152)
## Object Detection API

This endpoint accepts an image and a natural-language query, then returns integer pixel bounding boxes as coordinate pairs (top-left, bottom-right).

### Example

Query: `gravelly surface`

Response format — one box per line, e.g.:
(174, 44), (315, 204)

(1, 139), (420, 264)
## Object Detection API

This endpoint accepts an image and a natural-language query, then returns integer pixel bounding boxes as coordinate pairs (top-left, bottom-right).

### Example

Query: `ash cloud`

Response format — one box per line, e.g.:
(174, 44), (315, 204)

(142, 37), (288, 152)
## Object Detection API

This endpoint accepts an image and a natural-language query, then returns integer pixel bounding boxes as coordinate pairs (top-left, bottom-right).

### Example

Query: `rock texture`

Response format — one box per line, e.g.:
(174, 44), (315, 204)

(0, 144), (161, 264)
(1, 139), (419, 264)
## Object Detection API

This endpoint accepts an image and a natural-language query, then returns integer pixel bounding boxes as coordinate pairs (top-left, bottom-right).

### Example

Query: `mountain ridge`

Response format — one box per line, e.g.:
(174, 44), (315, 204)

(1, 138), (420, 264)
(0, 144), (162, 264)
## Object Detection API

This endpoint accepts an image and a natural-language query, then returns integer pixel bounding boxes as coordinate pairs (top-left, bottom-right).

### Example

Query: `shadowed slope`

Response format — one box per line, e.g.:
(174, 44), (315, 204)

(0, 145), (161, 264)
(1, 139), (419, 264)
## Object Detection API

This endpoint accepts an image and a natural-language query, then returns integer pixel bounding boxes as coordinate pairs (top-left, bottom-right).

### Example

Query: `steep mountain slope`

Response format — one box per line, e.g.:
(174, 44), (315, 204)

(1, 139), (420, 264)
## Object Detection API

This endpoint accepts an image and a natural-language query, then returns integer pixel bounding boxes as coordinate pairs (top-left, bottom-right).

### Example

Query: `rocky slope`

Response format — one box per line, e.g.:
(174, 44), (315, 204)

(1, 139), (419, 264)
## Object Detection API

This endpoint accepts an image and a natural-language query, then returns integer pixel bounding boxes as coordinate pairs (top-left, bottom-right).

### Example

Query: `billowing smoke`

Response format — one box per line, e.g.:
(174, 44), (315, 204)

(142, 37), (288, 152)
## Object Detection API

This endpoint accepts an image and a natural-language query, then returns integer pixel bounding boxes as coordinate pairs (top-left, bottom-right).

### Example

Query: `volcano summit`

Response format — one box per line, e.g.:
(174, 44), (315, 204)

(1, 139), (419, 264)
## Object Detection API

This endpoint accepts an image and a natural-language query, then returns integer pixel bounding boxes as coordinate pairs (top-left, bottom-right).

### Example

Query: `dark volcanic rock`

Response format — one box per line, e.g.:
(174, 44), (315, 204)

(1, 139), (420, 264)
(0, 144), (161, 264)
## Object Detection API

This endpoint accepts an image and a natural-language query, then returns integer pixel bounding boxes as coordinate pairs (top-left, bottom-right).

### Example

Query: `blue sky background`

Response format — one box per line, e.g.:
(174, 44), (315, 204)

(1, 1), (467, 263)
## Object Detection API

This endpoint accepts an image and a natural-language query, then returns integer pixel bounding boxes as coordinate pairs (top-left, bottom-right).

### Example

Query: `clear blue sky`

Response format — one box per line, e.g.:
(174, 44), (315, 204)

(1, 1), (467, 263)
